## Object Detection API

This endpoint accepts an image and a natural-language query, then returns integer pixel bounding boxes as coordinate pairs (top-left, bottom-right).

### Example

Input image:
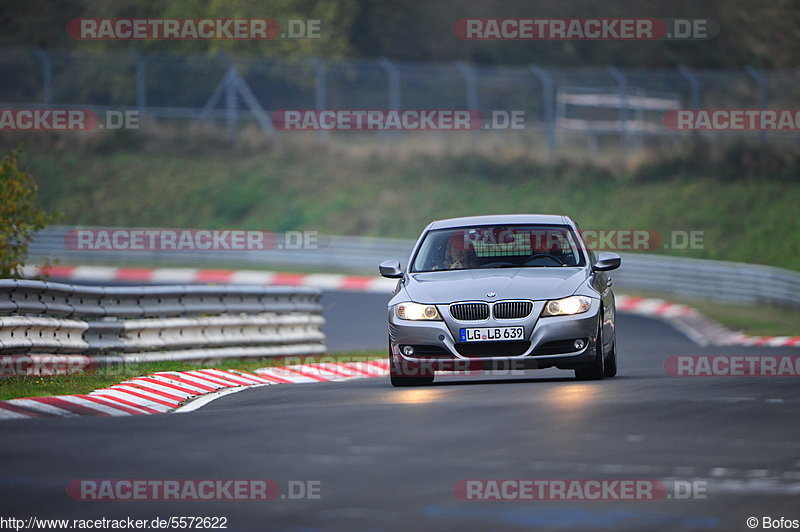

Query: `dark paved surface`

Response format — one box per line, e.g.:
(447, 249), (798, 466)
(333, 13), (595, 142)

(321, 290), (390, 352)
(1, 292), (799, 531)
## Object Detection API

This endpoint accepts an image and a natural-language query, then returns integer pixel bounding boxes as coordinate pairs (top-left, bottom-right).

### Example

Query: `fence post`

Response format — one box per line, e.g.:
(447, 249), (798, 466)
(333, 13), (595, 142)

(311, 56), (327, 110)
(530, 65), (556, 156)
(130, 49), (146, 115)
(378, 57), (400, 109)
(678, 65), (701, 109)
(310, 56), (327, 141)
(230, 69), (274, 134)
(455, 61), (479, 111)
(745, 66), (767, 145)
(225, 66), (238, 141)
(198, 70), (228, 124)
(607, 66), (629, 160)
(34, 47), (52, 107)
(677, 65), (701, 147)
(456, 61), (479, 140)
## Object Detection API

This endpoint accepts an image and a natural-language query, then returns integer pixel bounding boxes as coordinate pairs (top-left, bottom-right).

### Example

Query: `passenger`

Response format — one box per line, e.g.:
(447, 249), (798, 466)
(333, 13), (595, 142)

(444, 233), (477, 269)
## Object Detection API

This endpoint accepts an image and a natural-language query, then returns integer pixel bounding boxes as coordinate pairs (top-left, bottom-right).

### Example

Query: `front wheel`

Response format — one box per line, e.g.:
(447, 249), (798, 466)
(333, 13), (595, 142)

(603, 339), (617, 378)
(575, 319), (605, 381)
(390, 374), (435, 387)
(389, 353), (434, 387)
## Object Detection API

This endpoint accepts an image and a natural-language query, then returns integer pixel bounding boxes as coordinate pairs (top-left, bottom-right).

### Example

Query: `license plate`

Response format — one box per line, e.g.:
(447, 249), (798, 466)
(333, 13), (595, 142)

(460, 326), (524, 342)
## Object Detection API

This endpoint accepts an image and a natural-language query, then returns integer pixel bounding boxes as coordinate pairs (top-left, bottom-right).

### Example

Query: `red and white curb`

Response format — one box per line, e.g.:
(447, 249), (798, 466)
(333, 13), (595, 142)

(24, 265), (800, 348)
(724, 333), (800, 348)
(23, 265), (396, 293)
(0, 360), (389, 421)
(615, 295), (800, 348)
(615, 295), (697, 319)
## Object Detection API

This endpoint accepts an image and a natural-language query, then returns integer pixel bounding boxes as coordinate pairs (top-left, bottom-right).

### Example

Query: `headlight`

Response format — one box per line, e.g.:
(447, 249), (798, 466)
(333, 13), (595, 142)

(541, 296), (591, 317)
(396, 302), (442, 321)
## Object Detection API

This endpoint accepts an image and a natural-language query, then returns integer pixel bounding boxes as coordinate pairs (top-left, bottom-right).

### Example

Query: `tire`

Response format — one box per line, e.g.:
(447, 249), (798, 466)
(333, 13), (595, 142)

(575, 318), (605, 381)
(603, 339), (618, 378)
(390, 374), (435, 387)
(389, 353), (434, 387)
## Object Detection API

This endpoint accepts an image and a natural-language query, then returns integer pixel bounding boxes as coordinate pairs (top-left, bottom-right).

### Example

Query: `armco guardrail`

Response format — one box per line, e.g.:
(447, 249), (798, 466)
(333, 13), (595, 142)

(612, 253), (800, 309)
(0, 280), (325, 365)
(27, 227), (800, 309)
(27, 226), (412, 273)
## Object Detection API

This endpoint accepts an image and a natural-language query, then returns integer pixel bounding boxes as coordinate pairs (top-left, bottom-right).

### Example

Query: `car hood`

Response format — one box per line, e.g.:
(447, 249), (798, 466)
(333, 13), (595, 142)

(402, 268), (588, 303)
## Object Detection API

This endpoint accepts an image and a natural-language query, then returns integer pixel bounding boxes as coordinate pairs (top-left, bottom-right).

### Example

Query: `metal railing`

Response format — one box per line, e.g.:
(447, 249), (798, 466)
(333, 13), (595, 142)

(25, 227), (800, 309)
(612, 253), (800, 308)
(0, 280), (326, 364)
(27, 225), (413, 273)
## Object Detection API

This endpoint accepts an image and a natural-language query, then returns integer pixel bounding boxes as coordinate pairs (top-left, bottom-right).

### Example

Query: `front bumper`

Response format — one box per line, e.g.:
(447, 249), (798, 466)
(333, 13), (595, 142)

(388, 299), (600, 371)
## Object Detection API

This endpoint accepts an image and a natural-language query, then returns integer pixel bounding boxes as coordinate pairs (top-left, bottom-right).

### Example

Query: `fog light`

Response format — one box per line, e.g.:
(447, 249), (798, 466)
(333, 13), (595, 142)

(574, 339), (585, 350)
(402, 345), (415, 356)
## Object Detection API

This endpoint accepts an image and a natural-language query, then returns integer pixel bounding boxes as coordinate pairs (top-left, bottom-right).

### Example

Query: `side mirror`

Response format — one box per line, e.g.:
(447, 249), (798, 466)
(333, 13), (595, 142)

(379, 259), (403, 278)
(592, 252), (621, 272)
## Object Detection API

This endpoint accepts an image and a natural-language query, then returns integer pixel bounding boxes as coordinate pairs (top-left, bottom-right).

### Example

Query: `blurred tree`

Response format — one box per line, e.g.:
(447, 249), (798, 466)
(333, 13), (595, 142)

(0, 148), (56, 278)
(0, 0), (358, 58)
(0, 0), (798, 67)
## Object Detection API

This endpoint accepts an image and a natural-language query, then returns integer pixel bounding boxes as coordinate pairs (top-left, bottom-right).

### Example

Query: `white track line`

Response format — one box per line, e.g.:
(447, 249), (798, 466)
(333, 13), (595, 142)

(173, 384), (270, 413)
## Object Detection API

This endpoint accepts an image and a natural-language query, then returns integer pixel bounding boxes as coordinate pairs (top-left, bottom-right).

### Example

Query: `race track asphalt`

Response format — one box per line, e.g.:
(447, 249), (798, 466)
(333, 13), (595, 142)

(1, 290), (798, 531)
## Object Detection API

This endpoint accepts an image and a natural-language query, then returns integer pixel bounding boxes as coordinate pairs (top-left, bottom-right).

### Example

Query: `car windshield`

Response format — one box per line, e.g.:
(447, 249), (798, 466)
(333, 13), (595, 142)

(411, 225), (585, 272)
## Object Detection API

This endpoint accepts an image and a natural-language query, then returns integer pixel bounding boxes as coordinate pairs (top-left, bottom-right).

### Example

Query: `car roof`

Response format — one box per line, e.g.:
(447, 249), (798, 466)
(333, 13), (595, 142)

(428, 214), (573, 230)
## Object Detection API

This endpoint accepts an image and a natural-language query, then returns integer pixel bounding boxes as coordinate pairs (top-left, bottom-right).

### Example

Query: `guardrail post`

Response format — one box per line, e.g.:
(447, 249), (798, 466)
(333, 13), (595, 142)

(34, 47), (53, 107)
(607, 66), (629, 161)
(745, 66), (767, 145)
(530, 65), (556, 157)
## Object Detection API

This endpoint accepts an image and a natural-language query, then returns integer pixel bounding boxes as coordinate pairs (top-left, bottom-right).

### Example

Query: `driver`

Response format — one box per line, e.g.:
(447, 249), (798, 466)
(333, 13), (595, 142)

(529, 230), (568, 265)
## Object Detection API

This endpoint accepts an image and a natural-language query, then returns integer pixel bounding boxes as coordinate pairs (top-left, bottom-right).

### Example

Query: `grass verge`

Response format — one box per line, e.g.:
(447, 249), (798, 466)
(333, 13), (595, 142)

(6, 132), (800, 272)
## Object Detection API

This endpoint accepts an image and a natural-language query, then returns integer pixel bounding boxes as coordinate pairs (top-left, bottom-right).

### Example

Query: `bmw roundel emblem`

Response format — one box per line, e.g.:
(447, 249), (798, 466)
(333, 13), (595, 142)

(486, 292), (497, 298)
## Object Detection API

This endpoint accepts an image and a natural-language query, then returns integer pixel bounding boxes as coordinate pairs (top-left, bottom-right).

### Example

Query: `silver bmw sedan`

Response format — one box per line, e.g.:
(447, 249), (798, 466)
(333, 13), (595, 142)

(380, 214), (621, 386)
